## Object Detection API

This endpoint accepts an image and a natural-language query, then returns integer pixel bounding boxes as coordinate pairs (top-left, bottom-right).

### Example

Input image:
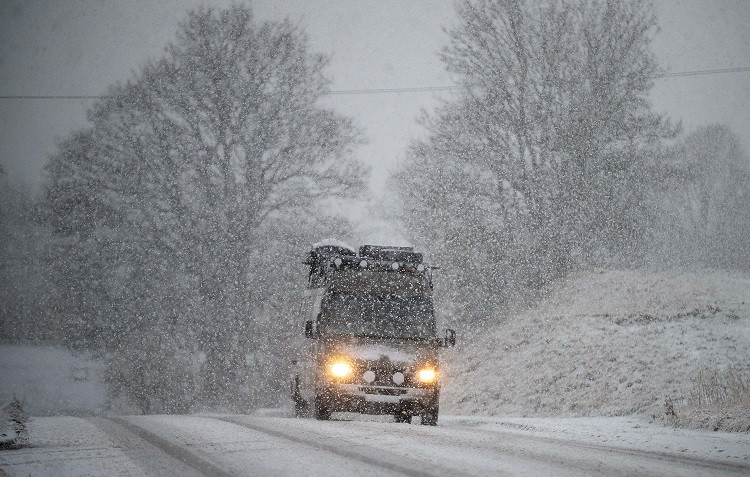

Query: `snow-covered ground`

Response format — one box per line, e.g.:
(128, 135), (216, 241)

(0, 414), (747, 476)
(0, 344), (106, 416)
(441, 415), (750, 464)
(443, 269), (750, 430)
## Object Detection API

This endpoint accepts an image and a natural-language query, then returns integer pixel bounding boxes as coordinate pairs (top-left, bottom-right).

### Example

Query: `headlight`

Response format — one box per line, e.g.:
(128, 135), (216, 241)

(416, 367), (437, 384)
(328, 360), (353, 379)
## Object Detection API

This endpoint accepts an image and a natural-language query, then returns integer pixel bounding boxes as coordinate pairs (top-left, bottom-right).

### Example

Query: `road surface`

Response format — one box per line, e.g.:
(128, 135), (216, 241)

(1, 413), (748, 476)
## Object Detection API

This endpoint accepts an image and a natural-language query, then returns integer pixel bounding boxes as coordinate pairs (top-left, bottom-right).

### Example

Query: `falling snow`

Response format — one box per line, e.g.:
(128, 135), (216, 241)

(1, 1), (749, 475)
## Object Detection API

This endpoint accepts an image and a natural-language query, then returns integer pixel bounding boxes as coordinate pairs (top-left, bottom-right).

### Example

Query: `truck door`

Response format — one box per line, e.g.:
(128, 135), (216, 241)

(297, 289), (324, 402)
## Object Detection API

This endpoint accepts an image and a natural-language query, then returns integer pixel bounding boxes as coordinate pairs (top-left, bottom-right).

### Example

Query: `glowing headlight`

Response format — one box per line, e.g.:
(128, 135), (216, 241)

(416, 368), (437, 383)
(329, 361), (353, 379)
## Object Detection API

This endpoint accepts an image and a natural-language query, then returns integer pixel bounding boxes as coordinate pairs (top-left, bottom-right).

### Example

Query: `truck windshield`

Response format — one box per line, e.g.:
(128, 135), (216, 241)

(323, 293), (435, 340)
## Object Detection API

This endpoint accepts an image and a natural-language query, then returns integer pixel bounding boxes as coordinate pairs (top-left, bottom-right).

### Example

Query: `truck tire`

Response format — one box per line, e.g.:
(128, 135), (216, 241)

(291, 377), (307, 418)
(421, 406), (438, 426)
(394, 410), (412, 424)
(314, 396), (331, 421)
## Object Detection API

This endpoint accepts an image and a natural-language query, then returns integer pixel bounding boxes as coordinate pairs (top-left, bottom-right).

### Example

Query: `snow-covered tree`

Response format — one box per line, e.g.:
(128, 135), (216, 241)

(654, 124), (750, 269)
(46, 5), (366, 410)
(392, 0), (676, 322)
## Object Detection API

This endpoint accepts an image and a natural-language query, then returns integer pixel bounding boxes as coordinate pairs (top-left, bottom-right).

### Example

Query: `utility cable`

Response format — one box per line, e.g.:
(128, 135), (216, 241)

(1, 66), (748, 99)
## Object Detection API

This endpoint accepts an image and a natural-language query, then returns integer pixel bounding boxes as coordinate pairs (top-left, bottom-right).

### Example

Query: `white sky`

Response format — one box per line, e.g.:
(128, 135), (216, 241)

(1, 0), (749, 199)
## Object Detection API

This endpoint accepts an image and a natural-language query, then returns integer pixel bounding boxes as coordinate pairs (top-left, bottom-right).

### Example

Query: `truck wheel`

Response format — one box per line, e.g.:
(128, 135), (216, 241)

(314, 396), (331, 421)
(421, 407), (438, 426)
(394, 410), (412, 424)
(291, 377), (307, 418)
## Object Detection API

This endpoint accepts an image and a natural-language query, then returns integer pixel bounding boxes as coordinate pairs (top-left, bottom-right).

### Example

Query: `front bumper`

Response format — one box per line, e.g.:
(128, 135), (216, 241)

(320, 382), (438, 415)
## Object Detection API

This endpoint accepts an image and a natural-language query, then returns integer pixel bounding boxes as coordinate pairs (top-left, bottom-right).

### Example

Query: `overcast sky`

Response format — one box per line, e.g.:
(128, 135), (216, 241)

(1, 0), (749, 198)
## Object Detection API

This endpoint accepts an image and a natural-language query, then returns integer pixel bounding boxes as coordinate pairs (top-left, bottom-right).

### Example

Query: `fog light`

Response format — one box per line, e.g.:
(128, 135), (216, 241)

(363, 370), (375, 383)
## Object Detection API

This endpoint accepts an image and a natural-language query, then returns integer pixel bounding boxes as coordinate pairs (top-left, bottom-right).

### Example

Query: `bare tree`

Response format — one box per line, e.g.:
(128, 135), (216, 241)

(46, 5), (366, 410)
(393, 0), (676, 322)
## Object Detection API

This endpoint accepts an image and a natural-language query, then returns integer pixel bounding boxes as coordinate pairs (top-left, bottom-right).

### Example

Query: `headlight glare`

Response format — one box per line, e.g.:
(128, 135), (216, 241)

(329, 360), (353, 379)
(417, 367), (437, 383)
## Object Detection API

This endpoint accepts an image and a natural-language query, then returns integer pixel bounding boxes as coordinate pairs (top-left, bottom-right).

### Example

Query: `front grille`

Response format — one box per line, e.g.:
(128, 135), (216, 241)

(357, 356), (411, 386)
(360, 387), (407, 396)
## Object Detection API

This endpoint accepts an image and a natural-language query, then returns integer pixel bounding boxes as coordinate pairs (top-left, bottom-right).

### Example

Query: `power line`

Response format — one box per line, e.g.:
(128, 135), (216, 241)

(0, 95), (104, 99)
(1, 65), (748, 99)
(329, 66), (750, 94)
(656, 66), (750, 78)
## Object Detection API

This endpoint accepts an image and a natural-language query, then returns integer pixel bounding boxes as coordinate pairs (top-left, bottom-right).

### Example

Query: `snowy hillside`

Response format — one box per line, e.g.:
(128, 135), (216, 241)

(443, 269), (750, 430)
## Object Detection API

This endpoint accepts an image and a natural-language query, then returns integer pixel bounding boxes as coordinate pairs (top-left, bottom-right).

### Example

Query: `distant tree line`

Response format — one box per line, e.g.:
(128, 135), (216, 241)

(652, 124), (750, 269)
(1, 174), (58, 343)
(41, 5), (365, 413)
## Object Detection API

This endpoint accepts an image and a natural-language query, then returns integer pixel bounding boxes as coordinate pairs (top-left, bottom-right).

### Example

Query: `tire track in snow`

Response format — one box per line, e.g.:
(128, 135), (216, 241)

(220, 415), (636, 475)
(323, 418), (621, 476)
(350, 418), (750, 476)
(209, 415), (438, 477)
(87, 417), (202, 477)
(107, 417), (234, 477)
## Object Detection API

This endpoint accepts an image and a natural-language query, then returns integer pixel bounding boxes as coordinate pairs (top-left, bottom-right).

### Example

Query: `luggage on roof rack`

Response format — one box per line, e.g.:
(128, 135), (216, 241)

(305, 241), (356, 288)
(304, 241), (429, 289)
(305, 245), (355, 264)
(359, 245), (423, 265)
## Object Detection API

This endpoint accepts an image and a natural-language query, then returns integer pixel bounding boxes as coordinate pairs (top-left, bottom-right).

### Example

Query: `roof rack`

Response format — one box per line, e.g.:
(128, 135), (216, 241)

(305, 242), (430, 289)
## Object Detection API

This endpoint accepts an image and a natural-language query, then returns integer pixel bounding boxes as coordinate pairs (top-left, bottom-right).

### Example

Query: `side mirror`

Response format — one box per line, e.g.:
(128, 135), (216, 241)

(304, 320), (315, 338)
(442, 329), (456, 348)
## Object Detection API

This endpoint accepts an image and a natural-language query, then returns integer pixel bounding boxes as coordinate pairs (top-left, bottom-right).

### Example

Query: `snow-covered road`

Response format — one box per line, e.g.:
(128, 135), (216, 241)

(1, 414), (748, 476)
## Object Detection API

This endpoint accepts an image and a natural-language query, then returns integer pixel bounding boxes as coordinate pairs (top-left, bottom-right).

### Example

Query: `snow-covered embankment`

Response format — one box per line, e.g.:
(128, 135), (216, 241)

(443, 269), (750, 431)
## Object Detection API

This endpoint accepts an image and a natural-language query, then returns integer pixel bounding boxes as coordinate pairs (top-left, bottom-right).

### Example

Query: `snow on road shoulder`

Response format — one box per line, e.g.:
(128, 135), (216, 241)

(0, 416), (200, 477)
(442, 415), (750, 466)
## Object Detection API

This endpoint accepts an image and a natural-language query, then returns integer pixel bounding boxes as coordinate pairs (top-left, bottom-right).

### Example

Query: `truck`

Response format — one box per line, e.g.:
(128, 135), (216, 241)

(290, 240), (455, 425)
